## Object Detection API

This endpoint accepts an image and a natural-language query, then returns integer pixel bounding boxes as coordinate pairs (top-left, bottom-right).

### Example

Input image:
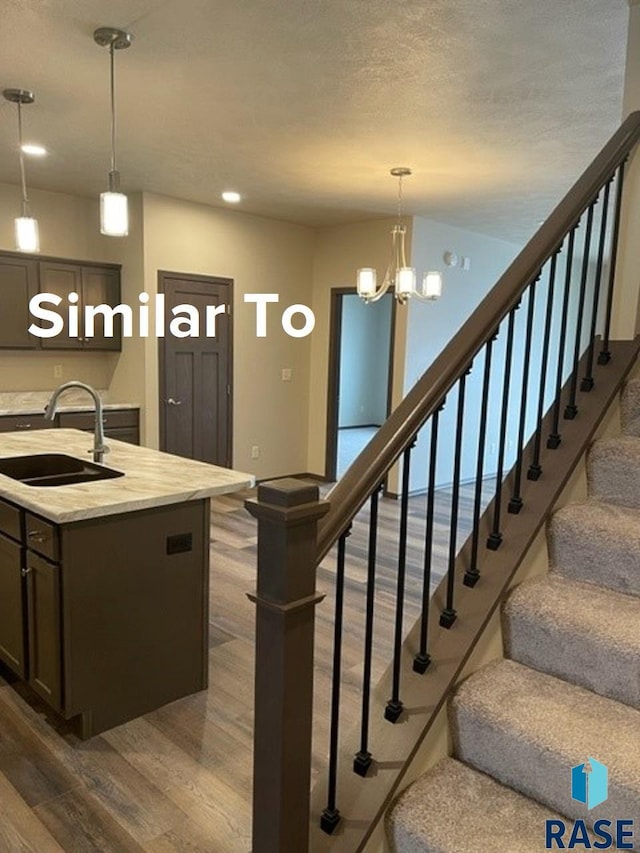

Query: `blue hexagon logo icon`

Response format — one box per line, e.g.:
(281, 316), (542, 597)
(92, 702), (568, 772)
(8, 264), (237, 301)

(571, 758), (608, 810)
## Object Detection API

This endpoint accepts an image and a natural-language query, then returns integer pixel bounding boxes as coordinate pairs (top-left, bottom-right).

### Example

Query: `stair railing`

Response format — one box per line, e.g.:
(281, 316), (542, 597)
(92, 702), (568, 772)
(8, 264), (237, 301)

(247, 111), (640, 853)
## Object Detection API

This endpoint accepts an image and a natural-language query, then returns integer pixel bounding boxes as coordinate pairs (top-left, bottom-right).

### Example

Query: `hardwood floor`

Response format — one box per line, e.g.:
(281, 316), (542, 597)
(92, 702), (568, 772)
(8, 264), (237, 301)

(0, 480), (494, 851)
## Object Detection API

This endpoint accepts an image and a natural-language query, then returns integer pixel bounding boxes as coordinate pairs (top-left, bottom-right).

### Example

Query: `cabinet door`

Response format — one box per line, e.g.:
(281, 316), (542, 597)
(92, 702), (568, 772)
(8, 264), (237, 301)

(81, 266), (122, 351)
(0, 533), (27, 678)
(0, 255), (39, 349)
(39, 262), (83, 350)
(25, 552), (62, 710)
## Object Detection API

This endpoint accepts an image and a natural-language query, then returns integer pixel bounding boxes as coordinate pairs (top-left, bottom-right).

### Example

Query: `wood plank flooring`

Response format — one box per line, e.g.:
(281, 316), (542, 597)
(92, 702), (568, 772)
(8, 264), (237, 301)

(0, 480), (494, 851)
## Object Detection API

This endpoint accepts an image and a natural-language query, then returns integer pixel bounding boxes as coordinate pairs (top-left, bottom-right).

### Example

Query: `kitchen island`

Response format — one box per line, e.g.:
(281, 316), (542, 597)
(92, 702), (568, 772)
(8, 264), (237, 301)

(0, 429), (253, 738)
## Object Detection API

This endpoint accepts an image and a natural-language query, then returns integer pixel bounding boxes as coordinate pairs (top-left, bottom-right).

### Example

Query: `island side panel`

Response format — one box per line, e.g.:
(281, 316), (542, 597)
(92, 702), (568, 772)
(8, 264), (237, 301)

(60, 498), (210, 737)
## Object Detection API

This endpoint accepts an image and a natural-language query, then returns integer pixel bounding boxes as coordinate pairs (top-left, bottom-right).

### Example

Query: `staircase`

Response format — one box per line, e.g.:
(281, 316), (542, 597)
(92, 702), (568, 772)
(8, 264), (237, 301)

(386, 377), (640, 852)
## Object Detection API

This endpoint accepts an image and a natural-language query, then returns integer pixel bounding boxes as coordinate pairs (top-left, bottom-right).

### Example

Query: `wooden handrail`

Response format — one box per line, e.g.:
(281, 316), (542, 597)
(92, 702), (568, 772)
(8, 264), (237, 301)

(317, 111), (640, 562)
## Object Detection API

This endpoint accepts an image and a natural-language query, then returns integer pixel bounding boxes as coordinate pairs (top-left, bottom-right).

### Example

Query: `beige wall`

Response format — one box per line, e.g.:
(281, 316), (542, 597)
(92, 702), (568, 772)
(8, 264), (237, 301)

(614, 1), (640, 339)
(0, 182), (127, 393)
(140, 193), (315, 477)
(307, 218), (409, 476)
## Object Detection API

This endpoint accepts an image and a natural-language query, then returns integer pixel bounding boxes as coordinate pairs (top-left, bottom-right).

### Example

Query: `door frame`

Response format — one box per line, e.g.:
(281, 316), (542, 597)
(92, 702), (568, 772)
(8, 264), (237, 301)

(325, 287), (396, 481)
(157, 270), (234, 467)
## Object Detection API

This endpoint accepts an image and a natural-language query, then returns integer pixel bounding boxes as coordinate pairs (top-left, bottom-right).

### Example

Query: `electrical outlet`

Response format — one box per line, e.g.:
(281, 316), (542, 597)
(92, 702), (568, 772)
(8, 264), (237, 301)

(53, 364), (63, 379)
(281, 368), (292, 382)
(251, 445), (260, 459)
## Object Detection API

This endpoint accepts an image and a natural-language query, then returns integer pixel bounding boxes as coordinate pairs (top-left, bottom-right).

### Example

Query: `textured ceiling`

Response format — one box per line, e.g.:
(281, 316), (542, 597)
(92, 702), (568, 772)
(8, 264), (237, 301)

(0, 0), (630, 242)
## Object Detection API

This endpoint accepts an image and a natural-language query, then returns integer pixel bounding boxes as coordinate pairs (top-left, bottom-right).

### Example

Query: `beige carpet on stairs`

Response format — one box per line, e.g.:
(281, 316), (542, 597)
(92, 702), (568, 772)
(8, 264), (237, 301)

(386, 377), (640, 852)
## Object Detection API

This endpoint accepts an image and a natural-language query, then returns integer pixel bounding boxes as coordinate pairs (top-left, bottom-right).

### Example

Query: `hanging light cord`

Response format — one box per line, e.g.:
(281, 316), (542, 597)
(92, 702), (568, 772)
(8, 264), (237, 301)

(16, 100), (30, 216)
(397, 173), (404, 223)
(109, 42), (118, 181)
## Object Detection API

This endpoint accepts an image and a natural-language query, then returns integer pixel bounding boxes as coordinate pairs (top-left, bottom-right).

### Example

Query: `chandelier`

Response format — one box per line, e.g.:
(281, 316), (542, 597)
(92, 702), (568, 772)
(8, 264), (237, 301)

(357, 167), (442, 304)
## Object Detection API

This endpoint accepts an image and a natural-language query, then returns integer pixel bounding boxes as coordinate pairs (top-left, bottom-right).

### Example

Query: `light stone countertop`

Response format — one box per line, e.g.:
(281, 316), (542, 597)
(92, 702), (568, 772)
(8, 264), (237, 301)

(0, 429), (254, 524)
(0, 389), (139, 417)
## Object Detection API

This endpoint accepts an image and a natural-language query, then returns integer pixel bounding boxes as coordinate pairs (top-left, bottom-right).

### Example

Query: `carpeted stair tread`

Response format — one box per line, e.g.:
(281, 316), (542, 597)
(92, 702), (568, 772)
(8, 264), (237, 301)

(621, 377), (640, 436)
(503, 574), (640, 708)
(548, 501), (640, 596)
(451, 659), (640, 825)
(588, 435), (640, 509)
(386, 757), (568, 853)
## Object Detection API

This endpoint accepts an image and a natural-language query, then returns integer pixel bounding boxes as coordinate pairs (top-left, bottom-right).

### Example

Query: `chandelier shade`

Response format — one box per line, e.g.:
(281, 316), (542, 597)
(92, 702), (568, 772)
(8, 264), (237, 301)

(356, 168), (443, 304)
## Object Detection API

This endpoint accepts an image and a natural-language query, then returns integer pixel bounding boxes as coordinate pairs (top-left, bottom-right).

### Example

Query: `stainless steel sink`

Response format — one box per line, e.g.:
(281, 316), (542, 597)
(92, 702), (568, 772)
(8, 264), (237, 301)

(0, 453), (124, 487)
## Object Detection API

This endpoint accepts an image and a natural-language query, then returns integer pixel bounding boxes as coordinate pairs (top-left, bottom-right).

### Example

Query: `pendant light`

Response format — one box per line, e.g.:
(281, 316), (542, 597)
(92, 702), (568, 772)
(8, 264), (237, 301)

(94, 26), (133, 237)
(357, 168), (443, 304)
(3, 88), (40, 253)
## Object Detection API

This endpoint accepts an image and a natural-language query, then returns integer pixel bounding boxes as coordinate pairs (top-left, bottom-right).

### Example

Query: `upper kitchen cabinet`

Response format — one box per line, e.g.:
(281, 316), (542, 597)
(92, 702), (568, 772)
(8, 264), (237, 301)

(0, 250), (122, 352)
(39, 261), (122, 352)
(0, 255), (39, 349)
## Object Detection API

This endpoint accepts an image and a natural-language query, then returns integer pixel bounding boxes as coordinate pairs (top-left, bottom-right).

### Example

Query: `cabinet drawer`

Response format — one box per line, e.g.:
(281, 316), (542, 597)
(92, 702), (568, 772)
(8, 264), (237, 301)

(0, 498), (21, 542)
(0, 414), (54, 433)
(58, 409), (139, 431)
(105, 426), (139, 445)
(24, 513), (60, 563)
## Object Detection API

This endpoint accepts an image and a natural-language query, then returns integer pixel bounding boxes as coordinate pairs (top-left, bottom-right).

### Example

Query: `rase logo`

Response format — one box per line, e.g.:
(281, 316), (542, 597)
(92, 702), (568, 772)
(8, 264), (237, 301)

(545, 759), (635, 850)
(571, 759), (608, 810)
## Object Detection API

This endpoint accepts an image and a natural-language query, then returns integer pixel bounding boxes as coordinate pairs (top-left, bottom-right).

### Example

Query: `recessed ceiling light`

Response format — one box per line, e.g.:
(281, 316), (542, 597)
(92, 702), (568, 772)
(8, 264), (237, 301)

(21, 143), (47, 156)
(222, 190), (241, 203)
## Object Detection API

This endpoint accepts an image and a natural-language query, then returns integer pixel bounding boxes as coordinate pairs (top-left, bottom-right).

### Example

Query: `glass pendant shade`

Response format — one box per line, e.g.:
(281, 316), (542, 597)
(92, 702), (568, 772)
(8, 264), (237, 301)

(100, 191), (129, 236)
(423, 271), (443, 300)
(396, 267), (416, 297)
(357, 268), (377, 297)
(15, 216), (40, 253)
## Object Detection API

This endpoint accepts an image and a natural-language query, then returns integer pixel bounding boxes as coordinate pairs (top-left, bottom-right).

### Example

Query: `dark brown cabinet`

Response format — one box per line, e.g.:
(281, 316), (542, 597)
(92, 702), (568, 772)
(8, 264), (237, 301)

(0, 501), (62, 705)
(0, 256), (39, 349)
(0, 530), (27, 678)
(57, 408), (139, 444)
(0, 494), (209, 739)
(0, 250), (121, 351)
(25, 551), (62, 710)
(0, 409), (140, 445)
(39, 262), (121, 351)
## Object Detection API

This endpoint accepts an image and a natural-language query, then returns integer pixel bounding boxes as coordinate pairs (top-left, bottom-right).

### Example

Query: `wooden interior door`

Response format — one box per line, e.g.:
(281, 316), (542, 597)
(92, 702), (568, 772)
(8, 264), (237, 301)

(159, 272), (233, 467)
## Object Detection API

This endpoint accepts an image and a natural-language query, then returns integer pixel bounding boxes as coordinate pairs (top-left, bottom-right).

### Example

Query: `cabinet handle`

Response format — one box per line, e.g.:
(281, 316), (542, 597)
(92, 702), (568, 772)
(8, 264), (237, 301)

(27, 530), (47, 543)
(166, 398), (182, 406)
(21, 567), (32, 576)
(15, 423), (32, 430)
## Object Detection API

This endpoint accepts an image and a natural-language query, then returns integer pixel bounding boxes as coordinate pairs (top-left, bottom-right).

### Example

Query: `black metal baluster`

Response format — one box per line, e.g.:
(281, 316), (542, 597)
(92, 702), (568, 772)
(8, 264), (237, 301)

(487, 308), (517, 551)
(385, 442), (414, 723)
(413, 402), (444, 673)
(582, 180), (612, 391)
(441, 369), (470, 627)
(464, 337), (496, 587)
(528, 250), (560, 480)
(353, 485), (382, 777)
(509, 278), (539, 513)
(599, 161), (627, 365)
(564, 201), (596, 419)
(547, 225), (578, 449)
(320, 526), (351, 835)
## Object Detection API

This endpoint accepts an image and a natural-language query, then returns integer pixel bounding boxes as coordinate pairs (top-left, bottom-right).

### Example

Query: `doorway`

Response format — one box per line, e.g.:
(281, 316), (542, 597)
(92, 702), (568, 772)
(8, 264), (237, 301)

(325, 289), (394, 481)
(158, 271), (233, 467)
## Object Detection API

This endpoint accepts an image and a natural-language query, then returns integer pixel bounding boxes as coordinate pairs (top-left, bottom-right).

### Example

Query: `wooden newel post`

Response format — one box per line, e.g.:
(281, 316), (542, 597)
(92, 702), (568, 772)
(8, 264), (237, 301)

(246, 478), (330, 853)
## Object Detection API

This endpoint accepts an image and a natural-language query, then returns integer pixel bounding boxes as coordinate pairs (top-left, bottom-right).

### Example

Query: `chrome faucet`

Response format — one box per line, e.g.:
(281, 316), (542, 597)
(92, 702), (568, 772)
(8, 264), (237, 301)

(44, 381), (109, 463)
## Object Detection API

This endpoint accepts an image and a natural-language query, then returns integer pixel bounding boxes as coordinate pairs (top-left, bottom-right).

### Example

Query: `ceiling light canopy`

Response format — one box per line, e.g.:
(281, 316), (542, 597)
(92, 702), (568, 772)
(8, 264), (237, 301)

(357, 168), (442, 304)
(94, 26), (133, 238)
(3, 88), (40, 253)
(222, 190), (242, 203)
